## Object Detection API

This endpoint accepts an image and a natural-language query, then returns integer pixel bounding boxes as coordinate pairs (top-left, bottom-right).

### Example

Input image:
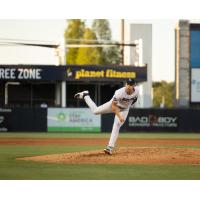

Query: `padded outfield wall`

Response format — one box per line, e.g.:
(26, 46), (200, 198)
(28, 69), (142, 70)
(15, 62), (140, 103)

(102, 108), (200, 133)
(1, 108), (200, 132)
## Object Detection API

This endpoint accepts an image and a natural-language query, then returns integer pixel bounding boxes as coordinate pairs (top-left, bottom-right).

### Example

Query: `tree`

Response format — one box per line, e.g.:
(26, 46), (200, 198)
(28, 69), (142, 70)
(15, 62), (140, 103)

(76, 28), (101, 64)
(92, 19), (121, 65)
(92, 19), (111, 40)
(153, 81), (175, 108)
(64, 19), (121, 65)
(64, 19), (85, 64)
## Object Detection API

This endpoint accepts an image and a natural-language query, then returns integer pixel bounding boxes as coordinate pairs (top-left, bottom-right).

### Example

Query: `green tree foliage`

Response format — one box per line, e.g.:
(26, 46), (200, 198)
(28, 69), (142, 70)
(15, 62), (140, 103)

(92, 19), (121, 64)
(92, 19), (111, 40)
(76, 28), (101, 64)
(101, 46), (121, 64)
(64, 19), (121, 65)
(153, 81), (175, 108)
(64, 19), (85, 64)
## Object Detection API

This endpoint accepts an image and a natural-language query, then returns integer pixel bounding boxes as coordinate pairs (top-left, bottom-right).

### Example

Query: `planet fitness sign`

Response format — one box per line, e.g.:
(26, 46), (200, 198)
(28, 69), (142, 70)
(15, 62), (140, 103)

(66, 65), (147, 83)
(0, 64), (147, 83)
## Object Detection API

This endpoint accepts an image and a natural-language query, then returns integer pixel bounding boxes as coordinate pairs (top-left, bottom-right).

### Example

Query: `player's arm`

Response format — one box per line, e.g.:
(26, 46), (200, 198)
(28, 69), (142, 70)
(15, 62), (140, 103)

(111, 100), (125, 123)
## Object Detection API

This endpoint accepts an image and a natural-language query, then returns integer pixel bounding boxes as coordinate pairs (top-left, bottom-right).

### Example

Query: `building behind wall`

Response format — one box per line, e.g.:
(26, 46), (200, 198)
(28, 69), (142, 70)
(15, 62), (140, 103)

(175, 20), (200, 107)
(175, 20), (190, 107)
(129, 24), (152, 108)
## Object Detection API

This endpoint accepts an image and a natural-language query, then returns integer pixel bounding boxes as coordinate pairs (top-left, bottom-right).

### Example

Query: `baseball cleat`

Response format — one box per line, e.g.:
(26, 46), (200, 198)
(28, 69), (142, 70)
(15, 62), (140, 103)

(104, 146), (113, 155)
(74, 91), (89, 100)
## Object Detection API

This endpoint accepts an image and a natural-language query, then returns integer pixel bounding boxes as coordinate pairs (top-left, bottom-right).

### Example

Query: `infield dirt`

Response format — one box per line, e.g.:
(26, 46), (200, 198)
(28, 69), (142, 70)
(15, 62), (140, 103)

(13, 138), (200, 165)
(17, 147), (200, 165)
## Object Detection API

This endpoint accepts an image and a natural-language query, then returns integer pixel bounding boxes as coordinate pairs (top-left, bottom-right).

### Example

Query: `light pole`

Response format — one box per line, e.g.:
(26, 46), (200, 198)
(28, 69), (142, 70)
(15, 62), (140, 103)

(121, 19), (125, 65)
(60, 37), (66, 108)
(54, 37), (66, 108)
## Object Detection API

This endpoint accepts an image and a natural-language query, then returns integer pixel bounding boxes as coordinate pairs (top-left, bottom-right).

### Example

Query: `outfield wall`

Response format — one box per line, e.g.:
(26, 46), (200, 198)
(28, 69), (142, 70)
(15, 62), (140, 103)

(0, 108), (200, 132)
(102, 108), (200, 132)
(0, 108), (47, 132)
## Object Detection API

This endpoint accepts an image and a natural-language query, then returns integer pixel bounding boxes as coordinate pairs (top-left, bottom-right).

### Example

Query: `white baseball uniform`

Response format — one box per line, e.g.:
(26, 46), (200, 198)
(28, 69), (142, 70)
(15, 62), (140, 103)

(84, 86), (139, 148)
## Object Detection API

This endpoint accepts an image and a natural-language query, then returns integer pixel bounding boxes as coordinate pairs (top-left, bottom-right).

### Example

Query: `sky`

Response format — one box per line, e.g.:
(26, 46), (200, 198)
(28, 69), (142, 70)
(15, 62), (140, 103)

(0, 19), (176, 82)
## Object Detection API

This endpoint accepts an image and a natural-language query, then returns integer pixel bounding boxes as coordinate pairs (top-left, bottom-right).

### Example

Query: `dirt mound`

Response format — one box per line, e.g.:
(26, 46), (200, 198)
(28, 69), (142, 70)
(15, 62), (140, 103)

(17, 147), (200, 165)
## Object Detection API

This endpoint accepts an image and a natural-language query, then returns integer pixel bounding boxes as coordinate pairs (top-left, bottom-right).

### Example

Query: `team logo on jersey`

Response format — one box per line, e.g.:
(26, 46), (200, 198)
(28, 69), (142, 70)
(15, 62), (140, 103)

(121, 98), (129, 102)
(121, 97), (137, 102)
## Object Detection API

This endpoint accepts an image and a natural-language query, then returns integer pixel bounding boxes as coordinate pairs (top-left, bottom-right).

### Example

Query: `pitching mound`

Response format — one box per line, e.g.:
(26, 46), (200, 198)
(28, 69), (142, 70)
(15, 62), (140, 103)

(17, 147), (200, 165)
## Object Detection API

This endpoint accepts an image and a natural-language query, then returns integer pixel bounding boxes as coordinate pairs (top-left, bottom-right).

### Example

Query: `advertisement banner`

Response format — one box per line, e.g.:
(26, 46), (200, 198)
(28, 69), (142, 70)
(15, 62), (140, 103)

(125, 109), (179, 132)
(48, 108), (101, 132)
(128, 114), (178, 128)
(0, 65), (65, 81)
(190, 24), (200, 68)
(66, 65), (147, 83)
(0, 64), (147, 83)
(191, 68), (200, 102)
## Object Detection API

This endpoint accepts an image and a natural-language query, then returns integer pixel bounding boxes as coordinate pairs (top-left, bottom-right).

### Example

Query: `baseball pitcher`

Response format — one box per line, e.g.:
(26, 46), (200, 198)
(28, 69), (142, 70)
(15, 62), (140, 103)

(74, 78), (139, 155)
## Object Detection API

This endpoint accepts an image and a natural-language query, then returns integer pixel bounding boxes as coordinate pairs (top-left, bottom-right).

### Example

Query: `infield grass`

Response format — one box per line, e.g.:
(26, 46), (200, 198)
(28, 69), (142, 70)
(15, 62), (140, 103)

(0, 133), (200, 180)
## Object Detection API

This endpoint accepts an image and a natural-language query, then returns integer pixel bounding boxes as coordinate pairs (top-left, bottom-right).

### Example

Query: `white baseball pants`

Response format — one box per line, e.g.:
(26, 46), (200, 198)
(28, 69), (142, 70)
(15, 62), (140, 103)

(84, 96), (129, 148)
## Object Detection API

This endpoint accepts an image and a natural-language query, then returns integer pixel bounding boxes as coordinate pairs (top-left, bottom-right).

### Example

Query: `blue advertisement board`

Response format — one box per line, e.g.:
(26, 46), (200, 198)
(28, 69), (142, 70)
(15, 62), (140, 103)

(190, 25), (200, 68)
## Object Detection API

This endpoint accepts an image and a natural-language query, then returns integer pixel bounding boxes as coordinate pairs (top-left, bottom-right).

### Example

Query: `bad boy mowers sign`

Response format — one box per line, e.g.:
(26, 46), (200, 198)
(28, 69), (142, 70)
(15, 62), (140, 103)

(128, 115), (178, 128)
(122, 109), (179, 132)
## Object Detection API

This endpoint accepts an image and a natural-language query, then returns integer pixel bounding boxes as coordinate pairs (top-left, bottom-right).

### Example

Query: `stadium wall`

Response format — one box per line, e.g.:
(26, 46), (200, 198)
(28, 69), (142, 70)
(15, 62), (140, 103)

(102, 108), (200, 133)
(0, 108), (200, 132)
(0, 108), (47, 132)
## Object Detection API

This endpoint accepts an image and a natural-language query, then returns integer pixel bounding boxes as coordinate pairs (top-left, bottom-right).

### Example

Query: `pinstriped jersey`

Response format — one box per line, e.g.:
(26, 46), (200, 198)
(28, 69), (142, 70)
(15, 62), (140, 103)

(112, 86), (139, 109)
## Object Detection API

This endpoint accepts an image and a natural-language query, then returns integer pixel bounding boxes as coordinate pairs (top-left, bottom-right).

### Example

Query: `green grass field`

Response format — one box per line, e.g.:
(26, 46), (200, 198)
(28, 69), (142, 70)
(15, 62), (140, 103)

(0, 133), (200, 180)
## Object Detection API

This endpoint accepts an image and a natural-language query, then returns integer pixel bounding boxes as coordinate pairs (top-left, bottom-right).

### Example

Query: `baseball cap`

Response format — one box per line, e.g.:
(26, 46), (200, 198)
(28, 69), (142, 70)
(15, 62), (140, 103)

(126, 78), (136, 86)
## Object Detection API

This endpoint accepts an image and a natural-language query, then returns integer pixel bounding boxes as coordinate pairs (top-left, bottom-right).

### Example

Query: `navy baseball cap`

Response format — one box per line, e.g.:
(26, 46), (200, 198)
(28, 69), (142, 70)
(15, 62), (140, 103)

(126, 78), (136, 86)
